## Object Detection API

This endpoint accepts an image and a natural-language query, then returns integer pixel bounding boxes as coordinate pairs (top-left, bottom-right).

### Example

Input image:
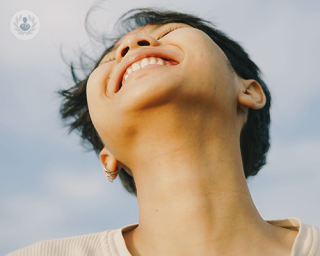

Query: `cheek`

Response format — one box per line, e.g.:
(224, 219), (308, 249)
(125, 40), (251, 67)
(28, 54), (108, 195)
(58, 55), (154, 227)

(183, 40), (224, 86)
(180, 32), (235, 107)
(87, 63), (115, 99)
(86, 88), (113, 150)
(87, 73), (100, 122)
(87, 63), (115, 110)
(87, 68), (112, 134)
(87, 67), (126, 149)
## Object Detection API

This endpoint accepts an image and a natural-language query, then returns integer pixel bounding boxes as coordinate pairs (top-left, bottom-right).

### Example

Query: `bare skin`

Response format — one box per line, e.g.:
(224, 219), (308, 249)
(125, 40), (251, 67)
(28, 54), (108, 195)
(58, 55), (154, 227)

(87, 23), (298, 256)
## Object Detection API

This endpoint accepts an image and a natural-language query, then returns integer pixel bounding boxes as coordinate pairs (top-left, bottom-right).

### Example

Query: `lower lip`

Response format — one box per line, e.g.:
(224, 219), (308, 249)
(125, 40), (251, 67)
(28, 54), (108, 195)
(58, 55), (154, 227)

(119, 64), (171, 90)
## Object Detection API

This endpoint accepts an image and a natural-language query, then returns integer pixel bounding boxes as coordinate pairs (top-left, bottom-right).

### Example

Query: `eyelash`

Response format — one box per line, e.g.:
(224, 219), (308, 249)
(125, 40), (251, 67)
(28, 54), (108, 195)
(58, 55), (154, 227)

(157, 26), (181, 40)
(101, 57), (116, 65)
(100, 26), (181, 65)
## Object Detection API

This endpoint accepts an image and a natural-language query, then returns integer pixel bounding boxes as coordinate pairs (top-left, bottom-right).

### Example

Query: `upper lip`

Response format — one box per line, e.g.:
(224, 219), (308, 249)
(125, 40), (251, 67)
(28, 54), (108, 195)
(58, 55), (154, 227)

(112, 48), (181, 93)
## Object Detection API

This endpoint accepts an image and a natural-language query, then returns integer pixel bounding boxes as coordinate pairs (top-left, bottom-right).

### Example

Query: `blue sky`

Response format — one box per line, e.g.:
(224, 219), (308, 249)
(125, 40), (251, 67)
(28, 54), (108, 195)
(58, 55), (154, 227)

(1, 0), (320, 254)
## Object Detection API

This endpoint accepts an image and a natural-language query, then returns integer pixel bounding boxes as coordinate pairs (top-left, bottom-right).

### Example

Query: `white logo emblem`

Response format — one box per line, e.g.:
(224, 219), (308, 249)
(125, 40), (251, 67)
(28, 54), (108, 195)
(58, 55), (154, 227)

(10, 10), (40, 40)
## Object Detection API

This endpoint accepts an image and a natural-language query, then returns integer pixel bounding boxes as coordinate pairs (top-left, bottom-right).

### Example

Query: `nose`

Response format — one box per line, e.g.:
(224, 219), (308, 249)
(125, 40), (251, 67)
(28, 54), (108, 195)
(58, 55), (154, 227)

(116, 34), (160, 62)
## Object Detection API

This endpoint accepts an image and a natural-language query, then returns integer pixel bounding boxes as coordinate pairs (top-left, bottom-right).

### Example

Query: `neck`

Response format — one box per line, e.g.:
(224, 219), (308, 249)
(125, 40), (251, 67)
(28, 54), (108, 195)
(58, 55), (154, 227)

(120, 109), (296, 256)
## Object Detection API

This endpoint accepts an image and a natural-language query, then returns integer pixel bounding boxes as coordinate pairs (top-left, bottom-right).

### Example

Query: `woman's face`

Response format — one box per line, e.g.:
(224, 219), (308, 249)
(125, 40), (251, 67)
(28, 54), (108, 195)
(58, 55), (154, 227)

(86, 22), (237, 160)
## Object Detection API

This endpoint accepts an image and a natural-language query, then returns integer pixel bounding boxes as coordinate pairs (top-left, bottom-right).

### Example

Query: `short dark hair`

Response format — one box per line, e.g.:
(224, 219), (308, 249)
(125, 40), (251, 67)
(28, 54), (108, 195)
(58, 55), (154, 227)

(59, 8), (271, 196)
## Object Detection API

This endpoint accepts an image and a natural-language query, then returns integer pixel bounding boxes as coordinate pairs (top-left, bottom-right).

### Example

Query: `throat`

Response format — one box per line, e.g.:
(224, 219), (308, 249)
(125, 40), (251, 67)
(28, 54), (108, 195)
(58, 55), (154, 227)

(129, 167), (267, 255)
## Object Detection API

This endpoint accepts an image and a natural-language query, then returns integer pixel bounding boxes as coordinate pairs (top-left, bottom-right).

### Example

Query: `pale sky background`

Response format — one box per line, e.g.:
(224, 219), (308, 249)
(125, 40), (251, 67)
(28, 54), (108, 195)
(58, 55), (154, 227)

(1, 0), (319, 255)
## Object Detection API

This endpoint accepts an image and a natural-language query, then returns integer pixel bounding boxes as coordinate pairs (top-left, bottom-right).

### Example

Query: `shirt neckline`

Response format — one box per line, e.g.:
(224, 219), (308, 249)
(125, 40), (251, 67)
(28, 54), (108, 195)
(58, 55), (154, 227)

(108, 218), (310, 256)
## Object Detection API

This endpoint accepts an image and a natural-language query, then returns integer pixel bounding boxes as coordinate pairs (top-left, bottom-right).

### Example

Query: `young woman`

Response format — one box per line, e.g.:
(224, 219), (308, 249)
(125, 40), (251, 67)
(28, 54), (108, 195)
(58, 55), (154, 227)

(7, 8), (320, 256)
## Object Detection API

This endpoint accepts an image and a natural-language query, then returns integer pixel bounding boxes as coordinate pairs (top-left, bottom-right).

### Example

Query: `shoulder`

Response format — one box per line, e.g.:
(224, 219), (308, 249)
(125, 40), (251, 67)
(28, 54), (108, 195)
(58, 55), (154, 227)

(267, 217), (320, 256)
(6, 230), (112, 256)
(293, 222), (320, 256)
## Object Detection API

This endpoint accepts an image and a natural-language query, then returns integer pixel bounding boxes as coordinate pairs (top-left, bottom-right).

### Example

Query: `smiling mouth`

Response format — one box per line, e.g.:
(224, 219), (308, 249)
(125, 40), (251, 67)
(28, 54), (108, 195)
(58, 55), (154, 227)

(118, 57), (178, 91)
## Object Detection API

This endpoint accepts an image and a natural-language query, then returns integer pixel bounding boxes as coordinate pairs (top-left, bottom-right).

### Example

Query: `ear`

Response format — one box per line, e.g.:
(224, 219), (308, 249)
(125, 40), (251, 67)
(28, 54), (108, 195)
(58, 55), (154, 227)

(238, 79), (266, 111)
(99, 147), (133, 176)
(99, 147), (119, 173)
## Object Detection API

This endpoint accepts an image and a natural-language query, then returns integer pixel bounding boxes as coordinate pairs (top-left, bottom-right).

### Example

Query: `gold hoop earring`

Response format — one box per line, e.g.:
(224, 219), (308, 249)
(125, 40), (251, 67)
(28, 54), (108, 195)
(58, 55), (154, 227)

(103, 163), (119, 182)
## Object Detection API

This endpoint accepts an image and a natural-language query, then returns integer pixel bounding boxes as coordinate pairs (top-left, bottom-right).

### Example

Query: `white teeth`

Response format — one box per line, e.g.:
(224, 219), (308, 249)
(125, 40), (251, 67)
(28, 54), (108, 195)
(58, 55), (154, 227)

(141, 58), (149, 68)
(132, 62), (140, 71)
(157, 59), (164, 65)
(149, 57), (157, 64)
(127, 66), (133, 74)
(123, 57), (170, 82)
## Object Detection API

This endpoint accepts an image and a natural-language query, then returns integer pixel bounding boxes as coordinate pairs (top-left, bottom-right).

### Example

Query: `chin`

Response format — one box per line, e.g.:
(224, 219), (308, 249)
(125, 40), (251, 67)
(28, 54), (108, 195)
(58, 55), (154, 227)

(118, 73), (182, 113)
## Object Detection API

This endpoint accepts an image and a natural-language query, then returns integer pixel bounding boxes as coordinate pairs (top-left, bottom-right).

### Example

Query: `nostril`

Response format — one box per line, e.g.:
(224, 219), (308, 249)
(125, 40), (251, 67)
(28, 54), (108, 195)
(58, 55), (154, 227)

(137, 40), (150, 46)
(121, 47), (129, 57)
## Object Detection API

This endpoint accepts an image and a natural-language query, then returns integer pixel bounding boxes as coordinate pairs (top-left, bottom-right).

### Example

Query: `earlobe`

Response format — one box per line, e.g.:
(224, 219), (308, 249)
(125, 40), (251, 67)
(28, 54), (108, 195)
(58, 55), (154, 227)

(99, 147), (133, 178)
(100, 147), (119, 181)
(100, 147), (117, 172)
(238, 79), (266, 110)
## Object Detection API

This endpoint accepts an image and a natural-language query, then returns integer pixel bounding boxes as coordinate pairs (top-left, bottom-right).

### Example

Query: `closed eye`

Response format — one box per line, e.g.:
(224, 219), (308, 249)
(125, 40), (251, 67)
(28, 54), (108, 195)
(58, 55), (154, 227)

(157, 26), (183, 40)
(99, 57), (116, 66)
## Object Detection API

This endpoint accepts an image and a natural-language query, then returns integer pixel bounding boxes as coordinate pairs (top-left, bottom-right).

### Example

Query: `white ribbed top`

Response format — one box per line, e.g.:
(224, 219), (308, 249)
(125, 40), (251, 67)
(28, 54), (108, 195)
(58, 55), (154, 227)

(7, 218), (320, 256)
